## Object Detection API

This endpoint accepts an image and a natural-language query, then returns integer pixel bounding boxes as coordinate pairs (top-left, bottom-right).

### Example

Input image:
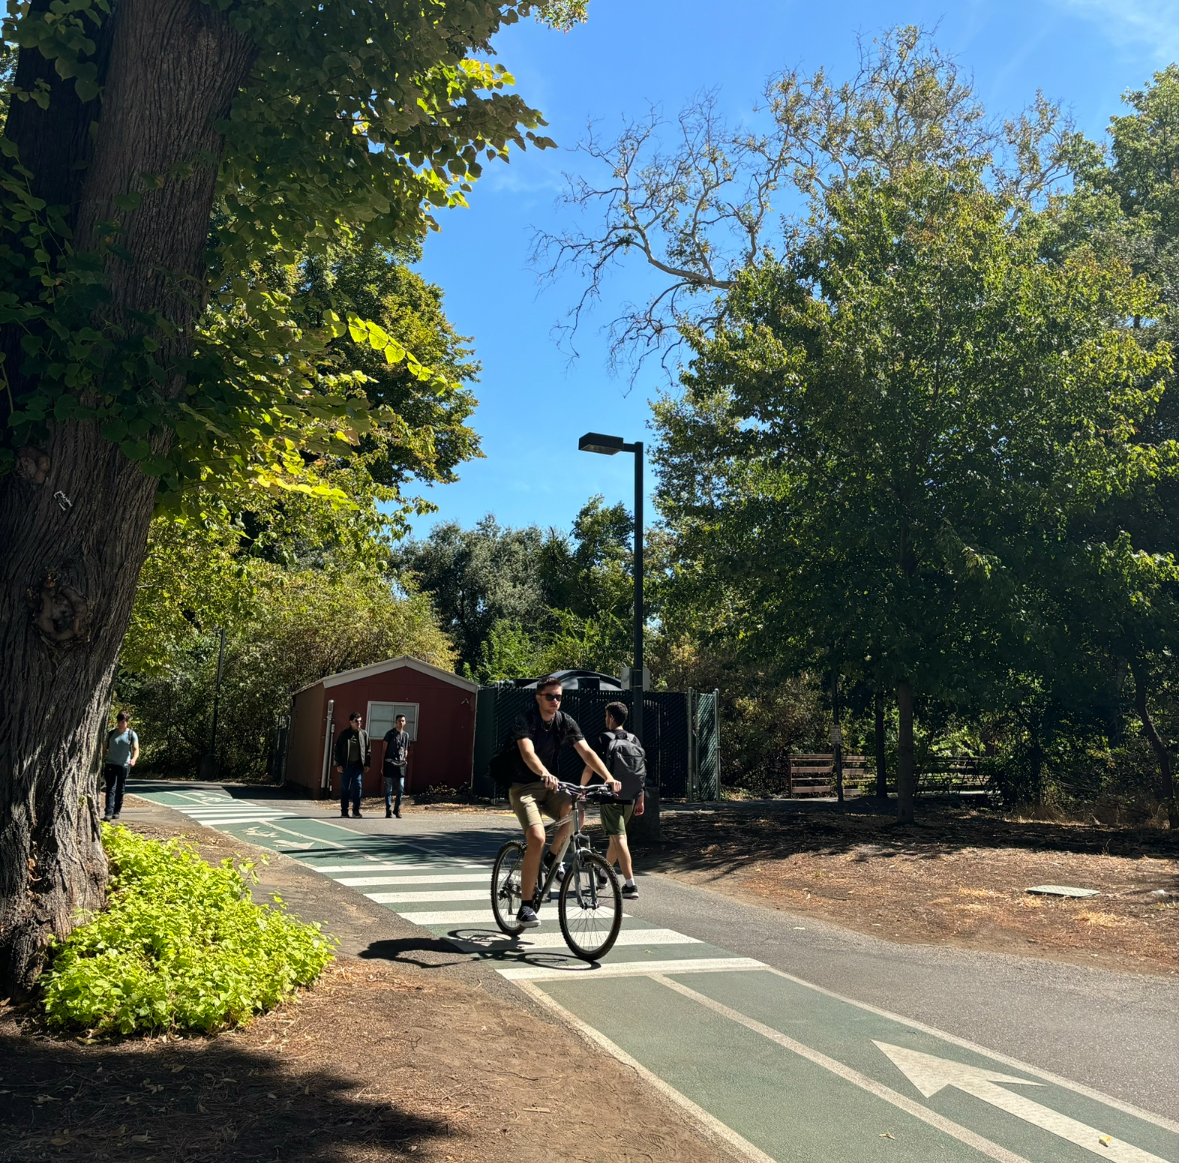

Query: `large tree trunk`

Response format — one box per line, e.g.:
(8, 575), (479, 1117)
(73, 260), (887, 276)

(1130, 659), (1179, 831)
(874, 686), (888, 800)
(896, 679), (915, 824)
(0, 0), (256, 993)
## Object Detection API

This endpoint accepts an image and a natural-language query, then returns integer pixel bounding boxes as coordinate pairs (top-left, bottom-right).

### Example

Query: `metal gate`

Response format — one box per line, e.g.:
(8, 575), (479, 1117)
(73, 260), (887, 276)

(689, 689), (720, 801)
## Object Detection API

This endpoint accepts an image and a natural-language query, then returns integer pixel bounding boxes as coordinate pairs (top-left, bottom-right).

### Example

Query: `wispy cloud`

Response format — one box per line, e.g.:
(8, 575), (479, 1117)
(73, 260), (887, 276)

(1052, 0), (1179, 64)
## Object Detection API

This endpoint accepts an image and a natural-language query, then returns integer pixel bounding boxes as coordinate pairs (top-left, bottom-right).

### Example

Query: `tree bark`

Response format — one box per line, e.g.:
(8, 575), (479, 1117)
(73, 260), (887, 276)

(0, 0), (256, 993)
(896, 679), (915, 824)
(874, 686), (888, 800)
(1129, 659), (1179, 831)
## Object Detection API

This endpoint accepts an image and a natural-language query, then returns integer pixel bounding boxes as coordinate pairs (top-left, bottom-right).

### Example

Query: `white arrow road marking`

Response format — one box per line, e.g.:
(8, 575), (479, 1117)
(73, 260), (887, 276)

(655, 976), (1031, 1163)
(876, 1042), (1172, 1163)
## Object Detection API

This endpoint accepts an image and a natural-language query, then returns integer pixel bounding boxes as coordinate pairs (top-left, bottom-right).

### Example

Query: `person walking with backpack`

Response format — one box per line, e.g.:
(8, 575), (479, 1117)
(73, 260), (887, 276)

(335, 711), (371, 818)
(581, 701), (646, 898)
(101, 711), (139, 821)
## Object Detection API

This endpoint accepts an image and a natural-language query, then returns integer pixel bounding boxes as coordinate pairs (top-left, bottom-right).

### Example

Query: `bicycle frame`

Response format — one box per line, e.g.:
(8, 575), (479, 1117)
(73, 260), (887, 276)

(531, 781), (610, 907)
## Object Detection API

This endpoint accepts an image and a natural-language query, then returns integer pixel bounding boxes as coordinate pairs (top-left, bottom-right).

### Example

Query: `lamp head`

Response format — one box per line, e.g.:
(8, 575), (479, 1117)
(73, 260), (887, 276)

(579, 431), (625, 455)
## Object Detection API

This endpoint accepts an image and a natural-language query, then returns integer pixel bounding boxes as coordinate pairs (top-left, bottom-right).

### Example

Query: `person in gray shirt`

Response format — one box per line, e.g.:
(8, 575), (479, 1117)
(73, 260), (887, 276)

(102, 711), (139, 821)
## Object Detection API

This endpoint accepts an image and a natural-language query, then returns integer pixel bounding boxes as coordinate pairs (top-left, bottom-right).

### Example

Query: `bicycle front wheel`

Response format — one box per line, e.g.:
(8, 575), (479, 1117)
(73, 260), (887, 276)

(558, 850), (621, 961)
(491, 840), (526, 936)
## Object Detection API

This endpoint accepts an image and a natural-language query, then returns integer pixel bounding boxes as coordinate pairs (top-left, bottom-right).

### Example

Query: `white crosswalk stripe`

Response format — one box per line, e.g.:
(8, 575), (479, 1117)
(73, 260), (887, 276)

(394, 908), (634, 926)
(396, 908), (515, 925)
(498, 957), (765, 981)
(451, 928), (700, 951)
(364, 888), (488, 904)
(335, 873), (488, 887)
(315, 863), (489, 873)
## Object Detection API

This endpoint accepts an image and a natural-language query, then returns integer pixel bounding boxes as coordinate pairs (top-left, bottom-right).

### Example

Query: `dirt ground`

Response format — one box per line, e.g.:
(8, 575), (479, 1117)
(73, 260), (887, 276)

(645, 801), (1179, 977)
(0, 818), (729, 1163)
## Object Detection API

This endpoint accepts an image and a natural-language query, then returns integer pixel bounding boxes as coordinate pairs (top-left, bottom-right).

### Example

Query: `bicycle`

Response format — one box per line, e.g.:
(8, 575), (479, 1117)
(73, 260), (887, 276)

(490, 781), (623, 961)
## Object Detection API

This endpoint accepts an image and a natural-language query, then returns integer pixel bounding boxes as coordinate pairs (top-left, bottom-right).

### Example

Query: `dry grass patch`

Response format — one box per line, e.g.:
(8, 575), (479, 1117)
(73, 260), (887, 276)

(643, 802), (1179, 976)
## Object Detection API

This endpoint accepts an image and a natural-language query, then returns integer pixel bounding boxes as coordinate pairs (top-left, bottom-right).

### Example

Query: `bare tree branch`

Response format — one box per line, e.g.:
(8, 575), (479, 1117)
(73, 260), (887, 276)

(535, 25), (1076, 380)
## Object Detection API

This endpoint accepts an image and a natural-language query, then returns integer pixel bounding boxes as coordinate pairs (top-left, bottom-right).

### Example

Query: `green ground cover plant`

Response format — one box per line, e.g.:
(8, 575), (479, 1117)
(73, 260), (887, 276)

(40, 827), (334, 1035)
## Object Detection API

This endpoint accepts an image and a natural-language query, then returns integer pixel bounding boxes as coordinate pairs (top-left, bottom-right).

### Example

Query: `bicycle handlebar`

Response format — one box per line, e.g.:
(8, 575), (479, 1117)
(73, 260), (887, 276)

(554, 780), (619, 801)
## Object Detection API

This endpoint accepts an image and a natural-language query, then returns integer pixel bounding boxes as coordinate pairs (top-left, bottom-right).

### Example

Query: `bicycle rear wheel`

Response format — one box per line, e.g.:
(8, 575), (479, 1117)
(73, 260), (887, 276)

(558, 850), (621, 961)
(491, 840), (526, 936)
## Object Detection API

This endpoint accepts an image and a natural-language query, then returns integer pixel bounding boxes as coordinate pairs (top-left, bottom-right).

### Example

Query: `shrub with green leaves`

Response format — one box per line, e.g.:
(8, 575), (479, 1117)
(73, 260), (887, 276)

(40, 826), (334, 1035)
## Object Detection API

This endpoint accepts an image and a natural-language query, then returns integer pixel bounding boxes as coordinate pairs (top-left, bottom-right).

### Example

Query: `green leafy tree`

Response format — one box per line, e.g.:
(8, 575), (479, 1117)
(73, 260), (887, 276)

(656, 162), (1167, 823)
(0, 0), (580, 991)
(399, 496), (640, 679)
(1060, 67), (1179, 823)
(122, 554), (454, 779)
(395, 516), (550, 670)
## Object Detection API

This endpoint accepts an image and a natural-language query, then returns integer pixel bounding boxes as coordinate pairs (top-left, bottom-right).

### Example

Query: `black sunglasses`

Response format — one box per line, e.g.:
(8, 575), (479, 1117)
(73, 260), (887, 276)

(540, 692), (563, 702)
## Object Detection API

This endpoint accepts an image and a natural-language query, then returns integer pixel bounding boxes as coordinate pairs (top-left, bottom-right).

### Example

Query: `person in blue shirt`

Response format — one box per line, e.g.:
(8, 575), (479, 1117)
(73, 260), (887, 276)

(102, 711), (139, 821)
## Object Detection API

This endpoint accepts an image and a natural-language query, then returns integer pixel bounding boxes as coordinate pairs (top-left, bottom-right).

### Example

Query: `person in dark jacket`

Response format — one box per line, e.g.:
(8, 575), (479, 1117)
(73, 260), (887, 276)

(335, 712), (371, 818)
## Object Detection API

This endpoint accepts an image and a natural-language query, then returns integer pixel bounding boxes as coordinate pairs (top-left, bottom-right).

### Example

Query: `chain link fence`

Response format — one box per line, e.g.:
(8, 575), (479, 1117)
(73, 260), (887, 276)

(473, 686), (720, 801)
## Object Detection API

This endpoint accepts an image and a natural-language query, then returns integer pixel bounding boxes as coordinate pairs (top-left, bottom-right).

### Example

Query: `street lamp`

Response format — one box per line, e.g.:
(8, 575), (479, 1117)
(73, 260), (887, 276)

(578, 432), (645, 742)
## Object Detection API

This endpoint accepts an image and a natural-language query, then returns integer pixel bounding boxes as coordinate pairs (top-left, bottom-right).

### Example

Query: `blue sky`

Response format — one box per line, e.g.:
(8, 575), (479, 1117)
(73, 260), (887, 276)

(406, 0), (1179, 541)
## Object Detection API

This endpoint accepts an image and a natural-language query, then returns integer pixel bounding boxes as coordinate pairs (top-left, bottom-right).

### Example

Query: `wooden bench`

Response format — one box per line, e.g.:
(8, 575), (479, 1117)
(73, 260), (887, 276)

(789, 753), (870, 798)
(918, 759), (987, 794)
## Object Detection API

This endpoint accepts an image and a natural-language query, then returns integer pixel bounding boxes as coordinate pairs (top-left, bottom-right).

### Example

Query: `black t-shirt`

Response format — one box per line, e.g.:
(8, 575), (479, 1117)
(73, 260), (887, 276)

(383, 728), (410, 767)
(509, 710), (584, 784)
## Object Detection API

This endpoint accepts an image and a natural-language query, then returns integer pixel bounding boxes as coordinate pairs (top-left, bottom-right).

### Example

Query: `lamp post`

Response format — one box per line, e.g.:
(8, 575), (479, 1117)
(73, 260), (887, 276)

(579, 431), (660, 838)
(578, 432), (645, 742)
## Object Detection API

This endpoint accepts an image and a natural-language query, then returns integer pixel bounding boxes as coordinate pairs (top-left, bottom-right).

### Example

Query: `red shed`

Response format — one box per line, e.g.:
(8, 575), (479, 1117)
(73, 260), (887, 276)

(286, 656), (480, 799)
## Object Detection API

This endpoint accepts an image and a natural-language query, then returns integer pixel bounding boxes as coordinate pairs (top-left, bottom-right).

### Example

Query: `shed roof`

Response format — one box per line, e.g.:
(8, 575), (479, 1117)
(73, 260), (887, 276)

(295, 655), (479, 696)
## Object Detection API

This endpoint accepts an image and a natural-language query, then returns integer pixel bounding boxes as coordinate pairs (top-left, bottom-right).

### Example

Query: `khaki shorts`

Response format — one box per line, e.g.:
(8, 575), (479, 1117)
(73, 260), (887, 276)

(599, 801), (635, 837)
(509, 781), (572, 831)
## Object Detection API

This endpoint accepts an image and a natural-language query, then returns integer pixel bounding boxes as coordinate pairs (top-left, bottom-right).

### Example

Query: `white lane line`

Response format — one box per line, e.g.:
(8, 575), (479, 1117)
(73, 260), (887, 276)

(498, 957), (764, 982)
(516, 980), (777, 1163)
(876, 1042), (1169, 1163)
(336, 873), (488, 887)
(654, 975), (1030, 1163)
(364, 889), (488, 904)
(758, 965), (1179, 1137)
(313, 863), (486, 874)
(451, 928), (701, 951)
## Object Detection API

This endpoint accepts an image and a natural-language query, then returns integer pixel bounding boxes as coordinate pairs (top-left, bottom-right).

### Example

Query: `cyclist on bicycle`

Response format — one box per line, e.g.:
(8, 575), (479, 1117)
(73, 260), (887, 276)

(509, 675), (619, 928)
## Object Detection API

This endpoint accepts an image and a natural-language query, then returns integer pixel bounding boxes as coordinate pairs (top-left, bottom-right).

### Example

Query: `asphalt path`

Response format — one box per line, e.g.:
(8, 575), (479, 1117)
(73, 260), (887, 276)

(126, 783), (1179, 1163)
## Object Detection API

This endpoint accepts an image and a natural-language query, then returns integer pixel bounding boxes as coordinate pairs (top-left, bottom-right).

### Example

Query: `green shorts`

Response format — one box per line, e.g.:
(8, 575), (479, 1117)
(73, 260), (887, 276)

(509, 781), (572, 831)
(599, 800), (635, 837)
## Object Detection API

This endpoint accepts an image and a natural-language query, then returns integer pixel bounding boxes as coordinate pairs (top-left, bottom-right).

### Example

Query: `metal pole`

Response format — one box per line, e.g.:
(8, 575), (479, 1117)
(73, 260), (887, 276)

(210, 626), (226, 760)
(632, 441), (644, 744)
(833, 666), (844, 804)
(320, 698), (335, 798)
(200, 627), (226, 780)
(714, 688), (720, 801)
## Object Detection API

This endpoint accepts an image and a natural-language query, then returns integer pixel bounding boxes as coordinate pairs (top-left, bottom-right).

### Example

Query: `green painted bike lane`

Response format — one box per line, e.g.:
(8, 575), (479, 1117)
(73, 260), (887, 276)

(131, 784), (1179, 1163)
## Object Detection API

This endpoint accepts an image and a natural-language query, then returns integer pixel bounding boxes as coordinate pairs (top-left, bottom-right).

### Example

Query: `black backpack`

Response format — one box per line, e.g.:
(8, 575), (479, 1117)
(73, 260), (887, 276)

(604, 729), (647, 800)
